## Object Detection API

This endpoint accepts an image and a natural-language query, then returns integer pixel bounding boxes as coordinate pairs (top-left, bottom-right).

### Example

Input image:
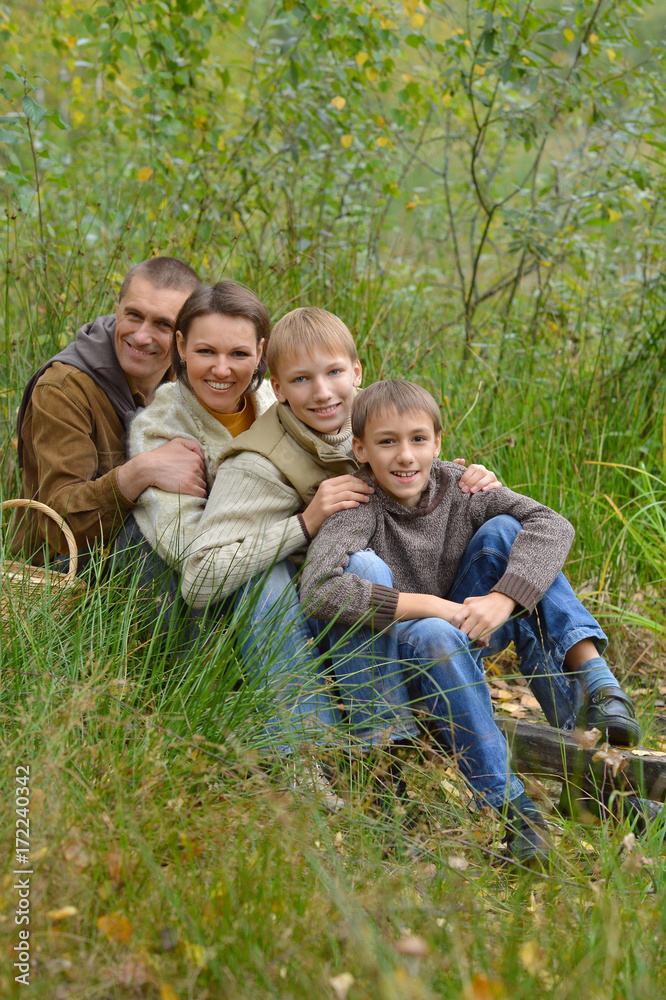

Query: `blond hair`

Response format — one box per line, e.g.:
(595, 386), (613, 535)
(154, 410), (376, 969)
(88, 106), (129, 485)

(352, 379), (443, 439)
(267, 307), (358, 375)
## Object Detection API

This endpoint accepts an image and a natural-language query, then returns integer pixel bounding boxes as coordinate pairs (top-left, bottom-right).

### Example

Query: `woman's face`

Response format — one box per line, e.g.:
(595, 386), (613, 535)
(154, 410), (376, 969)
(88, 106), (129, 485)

(177, 313), (264, 414)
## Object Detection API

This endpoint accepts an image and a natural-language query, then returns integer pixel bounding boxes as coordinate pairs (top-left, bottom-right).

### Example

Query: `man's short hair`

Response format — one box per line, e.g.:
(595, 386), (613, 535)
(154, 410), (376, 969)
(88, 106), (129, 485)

(172, 280), (271, 397)
(352, 379), (443, 439)
(267, 307), (358, 375)
(118, 257), (201, 301)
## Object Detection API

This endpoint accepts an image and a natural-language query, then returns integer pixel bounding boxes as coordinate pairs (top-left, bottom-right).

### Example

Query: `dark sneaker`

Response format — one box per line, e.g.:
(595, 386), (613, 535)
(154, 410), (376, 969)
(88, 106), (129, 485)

(505, 805), (552, 868)
(577, 687), (641, 748)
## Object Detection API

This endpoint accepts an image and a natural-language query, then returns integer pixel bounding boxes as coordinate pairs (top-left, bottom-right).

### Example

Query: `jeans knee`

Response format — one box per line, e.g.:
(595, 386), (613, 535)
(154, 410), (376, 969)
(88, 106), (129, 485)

(470, 515), (521, 556)
(346, 548), (393, 586)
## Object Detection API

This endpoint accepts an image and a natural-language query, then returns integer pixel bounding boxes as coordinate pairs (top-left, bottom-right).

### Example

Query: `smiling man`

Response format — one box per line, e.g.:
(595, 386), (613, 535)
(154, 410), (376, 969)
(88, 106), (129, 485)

(11, 257), (204, 564)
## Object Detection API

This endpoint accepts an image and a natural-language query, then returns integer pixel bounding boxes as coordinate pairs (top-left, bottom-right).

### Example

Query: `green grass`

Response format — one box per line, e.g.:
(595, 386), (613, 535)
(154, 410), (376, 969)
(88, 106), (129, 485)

(4, 98), (666, 1000)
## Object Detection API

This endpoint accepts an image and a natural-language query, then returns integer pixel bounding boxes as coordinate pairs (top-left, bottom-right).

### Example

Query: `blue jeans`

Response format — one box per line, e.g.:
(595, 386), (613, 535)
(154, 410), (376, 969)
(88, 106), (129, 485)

(447, 515), (606, 729)
(310, 547), (420, 746)
(316, 516), (607, 808)
(109, 517), (339, 754)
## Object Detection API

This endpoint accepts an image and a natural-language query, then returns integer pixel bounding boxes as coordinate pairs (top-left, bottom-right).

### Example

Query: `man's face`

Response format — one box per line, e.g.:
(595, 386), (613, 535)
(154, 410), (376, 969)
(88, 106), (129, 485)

(115, 275), (191, 396)
(352, 407), (441, 507)
(270, 351), (362, 435)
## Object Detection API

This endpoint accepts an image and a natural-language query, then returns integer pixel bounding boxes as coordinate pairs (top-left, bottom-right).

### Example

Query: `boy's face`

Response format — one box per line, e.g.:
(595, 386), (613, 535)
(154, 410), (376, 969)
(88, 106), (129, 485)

(352, 407), (441, 507)
(271, 351), (362, 435)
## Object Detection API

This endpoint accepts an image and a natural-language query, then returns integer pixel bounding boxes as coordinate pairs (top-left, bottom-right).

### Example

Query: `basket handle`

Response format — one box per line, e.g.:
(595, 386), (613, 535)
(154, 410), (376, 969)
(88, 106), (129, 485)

(1, 499), (79, 585)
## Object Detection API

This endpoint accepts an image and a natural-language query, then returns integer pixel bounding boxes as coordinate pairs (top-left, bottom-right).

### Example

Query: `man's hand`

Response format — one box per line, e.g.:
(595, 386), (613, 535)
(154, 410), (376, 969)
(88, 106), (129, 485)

(449, 592), (517, 646)
(302, 475), (374, 537)
(453, 458), (502, 493)
(118, 437), (207, 501)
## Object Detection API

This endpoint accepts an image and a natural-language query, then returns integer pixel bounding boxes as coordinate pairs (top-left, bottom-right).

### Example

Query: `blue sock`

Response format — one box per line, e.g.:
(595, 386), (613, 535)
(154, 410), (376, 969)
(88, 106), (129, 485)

(576, 656), (618, 698)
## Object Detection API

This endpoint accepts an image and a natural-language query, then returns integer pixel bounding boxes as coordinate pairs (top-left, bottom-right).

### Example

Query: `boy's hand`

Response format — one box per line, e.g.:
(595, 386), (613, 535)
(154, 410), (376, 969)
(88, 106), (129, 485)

(450, 592), (517, 647)
(453, 458), (502, 493)
(302, 475), (374, 537)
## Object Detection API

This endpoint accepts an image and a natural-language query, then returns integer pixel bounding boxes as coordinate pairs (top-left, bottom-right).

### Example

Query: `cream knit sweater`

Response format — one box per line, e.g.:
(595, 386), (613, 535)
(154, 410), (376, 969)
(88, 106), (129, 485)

(128, 378), (276, 568)
(179, 407), (355, 607)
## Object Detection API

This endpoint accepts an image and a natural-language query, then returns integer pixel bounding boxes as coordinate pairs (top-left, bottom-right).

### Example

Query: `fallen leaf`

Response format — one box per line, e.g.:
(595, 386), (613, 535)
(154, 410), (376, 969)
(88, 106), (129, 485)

(592, 743), (626, 778)
(97, 912), (132, 944)
(462, 973), (506, 999)
(114, 960), (150, 987)
(573, 727), (602, 750)
(329, 972), (354, 1000)
(46, 905), (78, 921)
(395, 933), (429, 957)
(519, 939), (546, 975)
(631, 749), (666, 758)
(331, 96), (346, 111)
(622, 832), (636, 852)
(160, 985), (180, 1000)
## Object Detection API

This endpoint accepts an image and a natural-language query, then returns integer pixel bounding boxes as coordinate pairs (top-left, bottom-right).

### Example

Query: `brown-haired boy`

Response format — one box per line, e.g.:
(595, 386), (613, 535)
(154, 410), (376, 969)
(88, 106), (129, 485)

(301, 379), (639, 862)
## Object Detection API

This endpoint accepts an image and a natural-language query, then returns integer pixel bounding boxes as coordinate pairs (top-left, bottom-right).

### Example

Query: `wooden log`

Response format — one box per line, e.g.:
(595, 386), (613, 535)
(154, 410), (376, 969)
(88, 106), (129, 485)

(496, 718), (666, 803)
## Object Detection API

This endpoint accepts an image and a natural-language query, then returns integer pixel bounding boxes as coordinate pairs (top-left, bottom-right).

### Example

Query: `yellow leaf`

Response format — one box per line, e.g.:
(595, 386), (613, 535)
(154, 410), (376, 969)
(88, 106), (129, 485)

(410, 13), (424, 28)
(216, 134), (225, 151)
(403, 0), (418, 14)
(72, 109), (85, 127)
(72, 76), (81, 95)
(375, 115), (385, 126)
(137, 167), (153, 183)
(402, 73), (413, 83)
(589, 33), (599, 44)
(331, 95), (346, 111)
(97, 912), (133, 944)
(365, 66), (379, 83)
(340, 134), (353, 148)
(47, 905), (78, 921)
(379, 15), (395, 29)
(193, 114), (207, 130)
(355, 51), (369, 67)
(406, 201), (417, 211)
(473, 64), (486, 76)
(607, 48), (616, 62)
(519, 939), (545, 975)
(160, 985), (180, 1000)
(607, 208), (622, 223)
(563, 28), (575, 43)
(329, 973), (354, 1000)
(442, 91), (452, 106)
(376, 136), (389, 148)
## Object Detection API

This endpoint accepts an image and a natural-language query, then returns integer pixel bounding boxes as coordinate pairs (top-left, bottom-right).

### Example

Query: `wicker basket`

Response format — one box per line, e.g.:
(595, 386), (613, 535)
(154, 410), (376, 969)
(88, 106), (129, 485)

(1, 499), (81, 619)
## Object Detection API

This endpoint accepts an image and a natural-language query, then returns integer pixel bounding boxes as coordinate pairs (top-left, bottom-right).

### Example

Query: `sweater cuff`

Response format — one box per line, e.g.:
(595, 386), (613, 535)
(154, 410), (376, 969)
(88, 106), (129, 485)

(369, 583), (400, 628)
(491, 572), (542, 614)
(296, 512), (312, 544)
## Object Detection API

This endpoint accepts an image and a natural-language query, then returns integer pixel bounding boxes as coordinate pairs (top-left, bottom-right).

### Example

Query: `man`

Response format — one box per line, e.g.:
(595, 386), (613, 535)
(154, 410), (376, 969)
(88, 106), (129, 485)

(11, 257), (206, 565)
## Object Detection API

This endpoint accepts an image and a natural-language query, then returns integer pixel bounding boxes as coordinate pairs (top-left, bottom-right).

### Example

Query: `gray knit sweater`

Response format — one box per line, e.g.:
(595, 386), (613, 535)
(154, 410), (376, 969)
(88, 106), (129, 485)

(301, 459), (575, 627)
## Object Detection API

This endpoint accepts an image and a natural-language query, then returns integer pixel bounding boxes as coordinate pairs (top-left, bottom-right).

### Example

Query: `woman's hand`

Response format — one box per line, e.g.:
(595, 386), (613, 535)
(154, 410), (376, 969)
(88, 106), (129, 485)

(301, 475), (374, 537)
(453, 458), (502, 493)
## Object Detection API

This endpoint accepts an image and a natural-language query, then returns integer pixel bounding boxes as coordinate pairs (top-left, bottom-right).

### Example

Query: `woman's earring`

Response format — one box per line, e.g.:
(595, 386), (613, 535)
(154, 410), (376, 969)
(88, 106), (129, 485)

(180, 357), (187, 368)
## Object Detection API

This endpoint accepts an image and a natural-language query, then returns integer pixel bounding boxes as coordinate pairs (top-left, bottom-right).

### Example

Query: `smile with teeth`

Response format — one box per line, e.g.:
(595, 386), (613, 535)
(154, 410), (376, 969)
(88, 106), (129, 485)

(205, 380), (234, 390)
(126, 342), (156, 357)
(391, 471), (419, 479)
(310, 404), (339, 415)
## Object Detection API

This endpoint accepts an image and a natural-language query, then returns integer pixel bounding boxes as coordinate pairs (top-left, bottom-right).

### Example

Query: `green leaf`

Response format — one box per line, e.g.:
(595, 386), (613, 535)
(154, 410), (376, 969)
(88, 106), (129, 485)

(22, 95), (47, 126)
(45, 109), (69, 131)
(0, 127), (25, 144)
